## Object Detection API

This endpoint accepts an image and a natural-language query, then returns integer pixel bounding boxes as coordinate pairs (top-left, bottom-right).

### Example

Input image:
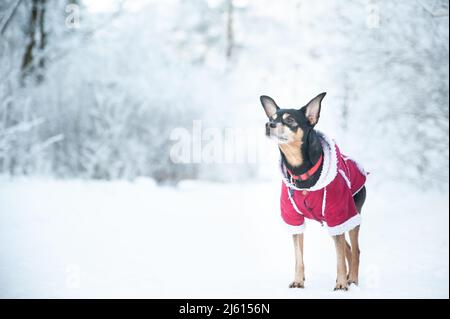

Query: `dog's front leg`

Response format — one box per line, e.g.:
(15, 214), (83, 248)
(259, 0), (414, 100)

(289, 234), (305, 288)
(347, 226), (360, 285)
(333, 234), (348, 291)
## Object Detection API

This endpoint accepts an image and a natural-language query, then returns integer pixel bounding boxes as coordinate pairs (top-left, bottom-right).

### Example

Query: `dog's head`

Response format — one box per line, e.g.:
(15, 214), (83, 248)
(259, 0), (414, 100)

(260, 93), (326, 144)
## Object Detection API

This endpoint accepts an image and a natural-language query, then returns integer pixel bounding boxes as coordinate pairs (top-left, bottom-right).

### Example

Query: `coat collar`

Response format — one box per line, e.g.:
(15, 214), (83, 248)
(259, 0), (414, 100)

(286, 154), (323, 182)
(280, 131), (339, 192)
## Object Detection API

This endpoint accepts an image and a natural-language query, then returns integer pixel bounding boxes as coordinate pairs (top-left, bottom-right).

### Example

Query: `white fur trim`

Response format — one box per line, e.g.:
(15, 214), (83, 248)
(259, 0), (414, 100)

(287, 188), (305, 216)
(339, 169), (351, 189)
(322, 187), (327, 216)
(314, 132), (339, 190)
(280, 131), (338, 191)
(327, 214), (361, 236)
(352, 184), (365, 196)
(285, 223), (306, 234)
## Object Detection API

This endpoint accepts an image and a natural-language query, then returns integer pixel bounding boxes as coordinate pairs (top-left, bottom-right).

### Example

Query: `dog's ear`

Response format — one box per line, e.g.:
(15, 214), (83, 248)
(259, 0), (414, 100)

(260, 95), (280, 118)
(300, 92), (326, 126)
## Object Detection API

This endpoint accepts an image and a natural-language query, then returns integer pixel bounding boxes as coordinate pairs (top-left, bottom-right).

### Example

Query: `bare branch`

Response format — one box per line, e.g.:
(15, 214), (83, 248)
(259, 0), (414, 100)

(0, 118), (45, 137)
(0, 0), (23, 36)
(417, 0), (449, 18)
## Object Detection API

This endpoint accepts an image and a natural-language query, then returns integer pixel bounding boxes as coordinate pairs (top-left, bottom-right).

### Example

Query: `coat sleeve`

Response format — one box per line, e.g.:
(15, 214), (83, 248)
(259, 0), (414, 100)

(280, 183), (305, 234)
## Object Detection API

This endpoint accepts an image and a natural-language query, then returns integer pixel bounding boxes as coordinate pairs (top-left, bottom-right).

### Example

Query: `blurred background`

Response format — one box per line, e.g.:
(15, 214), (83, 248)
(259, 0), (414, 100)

(0, 0), (448, 187)
(0, 0), (449, 299)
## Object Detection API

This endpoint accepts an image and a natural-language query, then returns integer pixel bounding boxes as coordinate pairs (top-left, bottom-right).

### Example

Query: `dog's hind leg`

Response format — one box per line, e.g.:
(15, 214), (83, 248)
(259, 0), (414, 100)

(348, 226), (360, 285)
(353, 186), (366, 214)
(345, 239), (352, 278)
(333, 234), (348, 291)
(347, 186), (366, 285)
(289, 234), (305, 288)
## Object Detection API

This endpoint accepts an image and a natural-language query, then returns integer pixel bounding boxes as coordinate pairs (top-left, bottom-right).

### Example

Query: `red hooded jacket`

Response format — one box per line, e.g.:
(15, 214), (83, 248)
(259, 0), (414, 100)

(280, 132), (367, 236)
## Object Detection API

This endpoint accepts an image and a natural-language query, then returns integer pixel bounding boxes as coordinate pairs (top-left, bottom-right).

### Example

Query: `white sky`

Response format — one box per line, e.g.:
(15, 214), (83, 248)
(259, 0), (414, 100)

(84, 0), (251, 13)
(83, 0), (156, 13)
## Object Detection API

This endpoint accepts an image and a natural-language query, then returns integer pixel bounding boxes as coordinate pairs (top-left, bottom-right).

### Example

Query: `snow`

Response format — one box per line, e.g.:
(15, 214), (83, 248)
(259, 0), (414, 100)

(0, 177), (448, 298)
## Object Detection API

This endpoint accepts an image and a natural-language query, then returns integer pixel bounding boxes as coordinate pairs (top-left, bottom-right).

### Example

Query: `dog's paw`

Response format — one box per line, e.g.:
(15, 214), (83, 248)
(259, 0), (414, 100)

(347, 278), (358, 286)
(347, 272), (359, 286)
(289, 281), (305, 289)
(333, 281), (349, 291)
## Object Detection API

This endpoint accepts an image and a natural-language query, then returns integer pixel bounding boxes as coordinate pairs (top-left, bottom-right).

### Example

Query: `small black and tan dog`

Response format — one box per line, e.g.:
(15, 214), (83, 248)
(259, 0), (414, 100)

(260, 93), (367, 291)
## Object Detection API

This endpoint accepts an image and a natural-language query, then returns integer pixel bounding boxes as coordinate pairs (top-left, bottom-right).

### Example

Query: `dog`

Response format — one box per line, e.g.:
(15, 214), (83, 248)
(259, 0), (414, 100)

(260, 93), (367, 291)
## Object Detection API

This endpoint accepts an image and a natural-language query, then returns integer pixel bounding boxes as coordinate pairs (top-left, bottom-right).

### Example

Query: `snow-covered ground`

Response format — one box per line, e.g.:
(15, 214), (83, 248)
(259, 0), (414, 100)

(0, 177), (448, 299)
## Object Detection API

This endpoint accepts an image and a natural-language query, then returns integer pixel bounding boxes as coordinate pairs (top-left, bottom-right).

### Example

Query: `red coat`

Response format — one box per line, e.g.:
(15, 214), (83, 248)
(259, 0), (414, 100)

(280, 133), (367, 236)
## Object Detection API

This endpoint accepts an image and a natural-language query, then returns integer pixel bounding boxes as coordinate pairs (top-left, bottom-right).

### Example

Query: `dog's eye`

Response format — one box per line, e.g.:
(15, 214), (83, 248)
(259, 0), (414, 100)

(284, 117), (296, 125)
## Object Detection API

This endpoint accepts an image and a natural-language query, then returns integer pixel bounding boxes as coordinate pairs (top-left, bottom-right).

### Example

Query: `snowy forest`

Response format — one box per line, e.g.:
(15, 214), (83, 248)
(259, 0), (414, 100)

(0, 0), (449, 299)
(0, 0), (448, 187)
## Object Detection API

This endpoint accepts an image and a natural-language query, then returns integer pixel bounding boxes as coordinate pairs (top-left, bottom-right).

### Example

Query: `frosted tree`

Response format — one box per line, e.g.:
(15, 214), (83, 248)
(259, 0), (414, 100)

(300, 0), (449, 186)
